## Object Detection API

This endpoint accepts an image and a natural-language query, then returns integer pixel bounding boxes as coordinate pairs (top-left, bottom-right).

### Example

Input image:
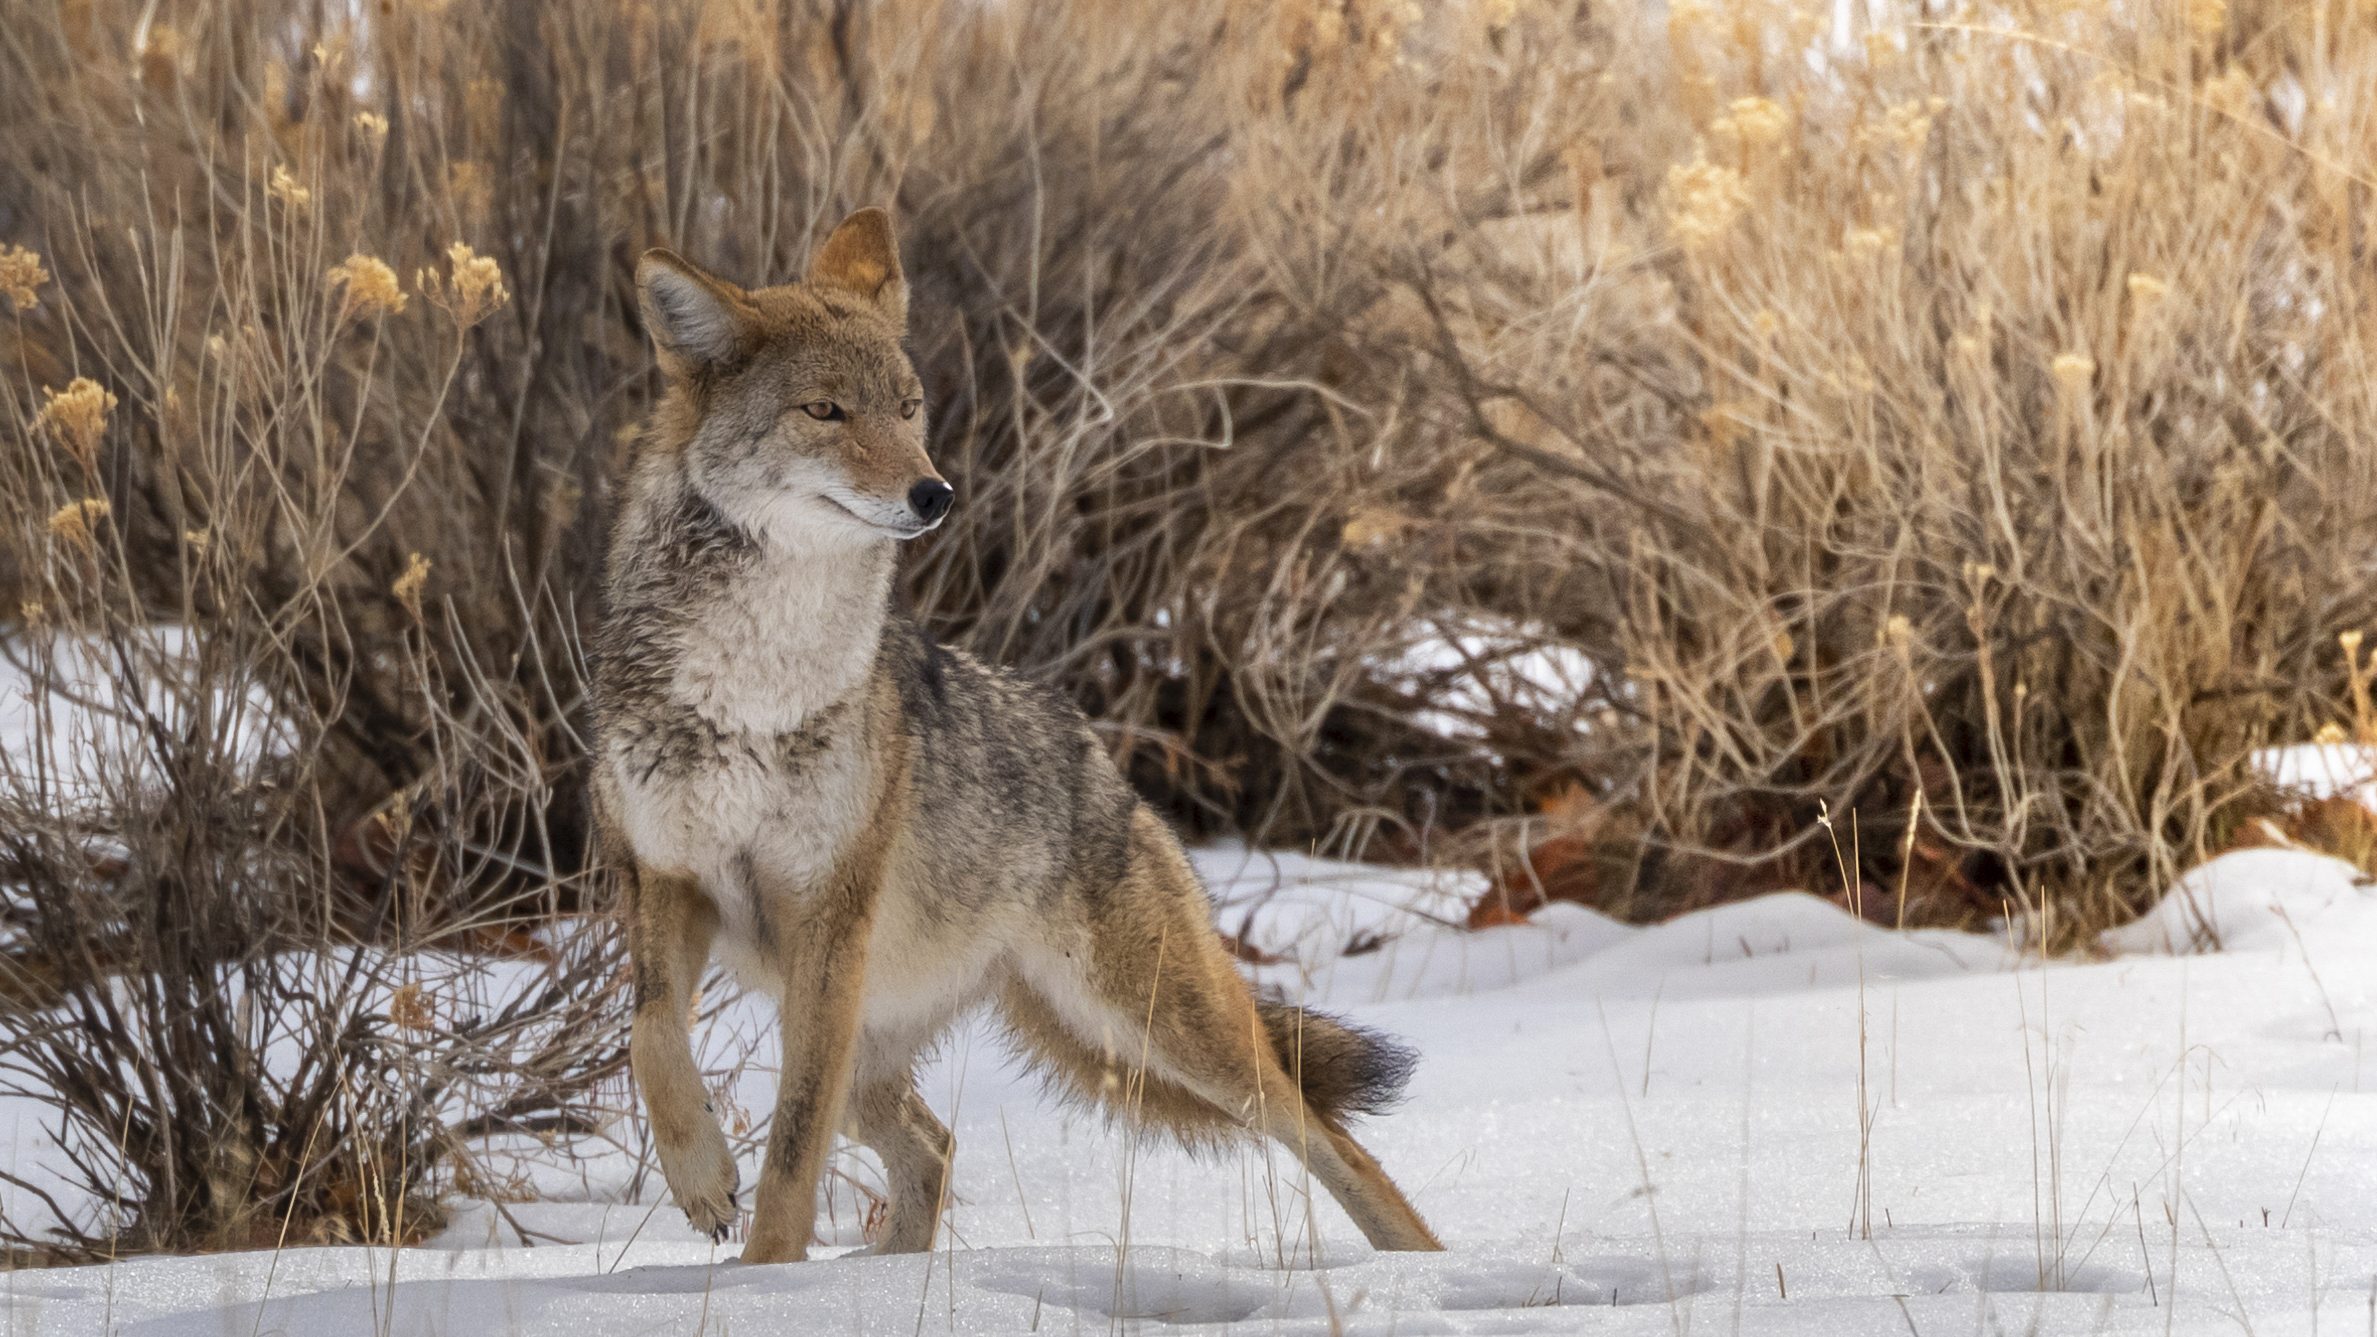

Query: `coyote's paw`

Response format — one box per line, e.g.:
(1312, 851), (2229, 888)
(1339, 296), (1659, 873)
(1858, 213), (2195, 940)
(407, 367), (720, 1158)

(661, 1126), (741, 1243)
(856, 1210), (936, 1257)
(737, 1233), (810, 1266)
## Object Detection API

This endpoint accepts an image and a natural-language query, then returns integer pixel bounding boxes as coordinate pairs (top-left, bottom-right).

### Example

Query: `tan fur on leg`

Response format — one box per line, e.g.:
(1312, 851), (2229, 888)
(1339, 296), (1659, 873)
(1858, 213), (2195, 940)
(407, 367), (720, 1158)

(626, 867), (736, 1242)
(844, 1078), (954, 1254)
(738, 834), (887, 1265)
(996, 981), (1242, 1147)
(1036, 812), (1444, 1251)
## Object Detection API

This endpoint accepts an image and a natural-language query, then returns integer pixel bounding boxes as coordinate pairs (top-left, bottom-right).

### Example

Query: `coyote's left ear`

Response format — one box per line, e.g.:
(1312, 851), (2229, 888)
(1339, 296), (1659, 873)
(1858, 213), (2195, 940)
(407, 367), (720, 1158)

(806, 207), (907, 327)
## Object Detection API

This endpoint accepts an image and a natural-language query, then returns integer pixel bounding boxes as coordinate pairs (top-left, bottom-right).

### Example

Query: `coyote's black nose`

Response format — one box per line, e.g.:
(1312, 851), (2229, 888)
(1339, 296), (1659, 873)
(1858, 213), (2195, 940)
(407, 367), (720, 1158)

(909, 479), (954, 525)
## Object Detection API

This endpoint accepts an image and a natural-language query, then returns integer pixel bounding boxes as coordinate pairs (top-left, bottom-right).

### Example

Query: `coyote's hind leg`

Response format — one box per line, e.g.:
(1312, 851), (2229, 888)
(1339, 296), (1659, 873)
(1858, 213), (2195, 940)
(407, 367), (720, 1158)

(844, 1077), (954, 1254)
(1081, 811), (1443, 1252)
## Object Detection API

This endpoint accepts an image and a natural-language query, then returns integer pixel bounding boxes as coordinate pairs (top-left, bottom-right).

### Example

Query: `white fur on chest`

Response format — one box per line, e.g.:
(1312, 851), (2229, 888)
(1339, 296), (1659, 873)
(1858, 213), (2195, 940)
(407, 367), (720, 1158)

(668, 546), (884, 737)
(609, 536), (892, 958)
(612, 741), (872, 893)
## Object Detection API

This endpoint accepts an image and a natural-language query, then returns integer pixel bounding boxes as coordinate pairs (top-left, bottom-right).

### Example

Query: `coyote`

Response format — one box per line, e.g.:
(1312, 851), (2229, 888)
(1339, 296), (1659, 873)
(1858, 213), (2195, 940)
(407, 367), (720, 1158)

(591, 208), (1442, 1263)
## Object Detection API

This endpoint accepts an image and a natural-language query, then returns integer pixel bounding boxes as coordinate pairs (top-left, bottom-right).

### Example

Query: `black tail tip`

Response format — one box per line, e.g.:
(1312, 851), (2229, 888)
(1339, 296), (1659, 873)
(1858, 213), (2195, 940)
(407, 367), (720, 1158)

(1332, 1019), (1420, 1117)
(1259, 1000), (1421, 1121)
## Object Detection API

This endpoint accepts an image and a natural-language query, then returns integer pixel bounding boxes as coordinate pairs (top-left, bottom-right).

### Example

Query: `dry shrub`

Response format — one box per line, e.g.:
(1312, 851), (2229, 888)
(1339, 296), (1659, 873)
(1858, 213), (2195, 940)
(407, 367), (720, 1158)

(0, 0), (2373, 1247)
(0, 616), (624, 1257)
(1573, 0), (2377, 930)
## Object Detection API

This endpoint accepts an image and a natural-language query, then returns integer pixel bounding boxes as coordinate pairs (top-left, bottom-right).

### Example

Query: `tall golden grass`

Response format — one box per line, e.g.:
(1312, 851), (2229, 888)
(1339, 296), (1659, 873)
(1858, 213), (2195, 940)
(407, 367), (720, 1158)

(4, 0), (2373, 955)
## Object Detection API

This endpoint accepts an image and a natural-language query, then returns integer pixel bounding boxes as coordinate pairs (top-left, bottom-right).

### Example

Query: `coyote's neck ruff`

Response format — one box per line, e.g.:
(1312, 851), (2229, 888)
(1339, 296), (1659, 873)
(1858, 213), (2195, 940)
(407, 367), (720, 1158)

(610, 515), (888, 753)
(592, 208), (1442, 1265)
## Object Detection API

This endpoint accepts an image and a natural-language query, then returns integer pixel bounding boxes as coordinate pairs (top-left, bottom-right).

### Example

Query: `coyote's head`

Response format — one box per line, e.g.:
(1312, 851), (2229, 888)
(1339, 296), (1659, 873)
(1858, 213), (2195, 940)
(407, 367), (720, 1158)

(634, 209), (950, 548)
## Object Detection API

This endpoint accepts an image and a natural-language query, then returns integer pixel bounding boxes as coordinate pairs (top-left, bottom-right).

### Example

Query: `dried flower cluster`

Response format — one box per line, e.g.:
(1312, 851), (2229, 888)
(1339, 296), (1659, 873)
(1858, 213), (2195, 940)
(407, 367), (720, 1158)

(387, 981), (435, 1032)
(418, 242), (509, 328)
(392, 552), (432, 619)
(46, 496), (110, 551)
(1666, 153), (1749, 254)
(35, 377), (116, 469)
(1709, 96), (1790, 155)
(328, 254), (407, 320)
(267, 163), (312, 209)
(1274, 0), (1419, 84)
(1861, 98), (1944, 160)
(0, 243), (47, 311)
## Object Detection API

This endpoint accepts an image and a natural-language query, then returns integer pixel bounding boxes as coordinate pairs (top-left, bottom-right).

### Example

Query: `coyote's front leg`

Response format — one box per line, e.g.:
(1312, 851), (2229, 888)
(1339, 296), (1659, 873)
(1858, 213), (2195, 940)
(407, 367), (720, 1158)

(626, 867), (737, 1241)
(738, 870), (877, 1265)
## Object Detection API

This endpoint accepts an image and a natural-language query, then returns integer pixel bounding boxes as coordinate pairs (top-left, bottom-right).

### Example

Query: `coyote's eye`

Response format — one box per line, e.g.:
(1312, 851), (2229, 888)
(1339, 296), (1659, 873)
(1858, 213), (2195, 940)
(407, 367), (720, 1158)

(899, 397), (922, 420)
(801, 400), (844, 422)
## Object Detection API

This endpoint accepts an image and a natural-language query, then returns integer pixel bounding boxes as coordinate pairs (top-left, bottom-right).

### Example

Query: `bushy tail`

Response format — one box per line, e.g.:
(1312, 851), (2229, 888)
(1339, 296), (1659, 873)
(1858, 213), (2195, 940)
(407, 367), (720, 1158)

(1256, 999), (1418, 1122)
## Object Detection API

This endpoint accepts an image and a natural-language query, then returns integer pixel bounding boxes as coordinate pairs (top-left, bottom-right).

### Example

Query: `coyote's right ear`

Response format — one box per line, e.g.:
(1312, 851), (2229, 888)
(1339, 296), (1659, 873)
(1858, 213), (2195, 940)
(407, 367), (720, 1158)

(636, 249), (757, 376)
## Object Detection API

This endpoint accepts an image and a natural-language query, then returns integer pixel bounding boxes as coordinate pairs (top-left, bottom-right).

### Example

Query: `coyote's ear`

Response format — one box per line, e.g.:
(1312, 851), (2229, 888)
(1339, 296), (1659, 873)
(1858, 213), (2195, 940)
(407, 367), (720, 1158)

(805, 207), (906, 327)
(636, 249), (757, 376)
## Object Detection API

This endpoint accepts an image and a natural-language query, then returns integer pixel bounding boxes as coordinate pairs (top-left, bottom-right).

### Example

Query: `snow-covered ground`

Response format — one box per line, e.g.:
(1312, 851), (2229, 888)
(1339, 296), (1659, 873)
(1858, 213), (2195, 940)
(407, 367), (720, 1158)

(5, 840), (2376, 1335)
(0, 627), (283, 808)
